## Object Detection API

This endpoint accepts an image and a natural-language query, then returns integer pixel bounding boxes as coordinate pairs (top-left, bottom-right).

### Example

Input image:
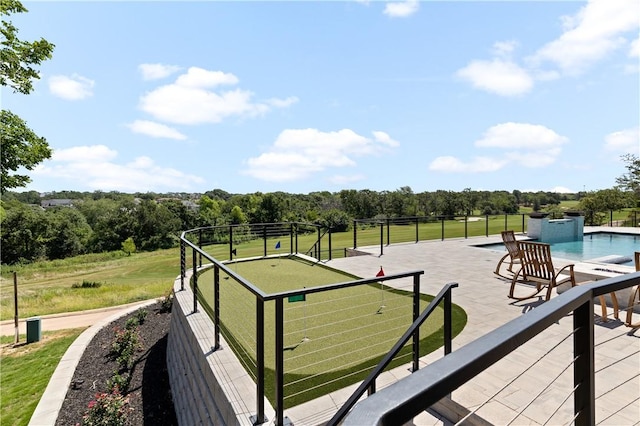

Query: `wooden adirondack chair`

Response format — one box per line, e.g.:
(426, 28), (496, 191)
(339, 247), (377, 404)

(625, 252), (640, 327)
(509, 240), (620, 321)
(508, 241), (575, 301)
(494, 230), (523, 279)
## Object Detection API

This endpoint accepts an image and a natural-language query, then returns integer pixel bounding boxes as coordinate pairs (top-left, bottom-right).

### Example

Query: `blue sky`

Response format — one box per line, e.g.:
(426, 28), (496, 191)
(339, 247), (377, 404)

(4, 0), (639, 195)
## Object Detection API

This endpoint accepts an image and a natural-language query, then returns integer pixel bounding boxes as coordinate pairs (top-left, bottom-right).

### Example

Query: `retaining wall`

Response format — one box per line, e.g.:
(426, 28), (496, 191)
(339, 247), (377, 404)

(166, 273), (275, 425)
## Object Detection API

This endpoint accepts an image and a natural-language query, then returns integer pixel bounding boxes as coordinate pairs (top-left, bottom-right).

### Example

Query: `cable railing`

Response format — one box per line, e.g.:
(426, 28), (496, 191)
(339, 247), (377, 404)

(341, 272), (640, 425)
(326, 282), (458, 426)
(180, 227), (458, 426)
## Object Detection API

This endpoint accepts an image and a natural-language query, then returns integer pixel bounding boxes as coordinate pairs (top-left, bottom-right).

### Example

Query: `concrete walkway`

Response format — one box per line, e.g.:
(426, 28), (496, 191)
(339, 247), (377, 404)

(0, 300), (157, 337)
(285, 231), (640, 425)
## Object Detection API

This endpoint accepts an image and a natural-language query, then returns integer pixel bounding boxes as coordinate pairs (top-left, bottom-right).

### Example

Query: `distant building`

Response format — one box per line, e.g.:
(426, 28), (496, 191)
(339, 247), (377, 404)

(41, 199), (73, 208)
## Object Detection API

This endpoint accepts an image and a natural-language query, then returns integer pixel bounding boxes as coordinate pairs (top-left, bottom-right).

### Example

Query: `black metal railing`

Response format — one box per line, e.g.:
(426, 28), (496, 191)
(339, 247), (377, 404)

(327, 282), (458, 426)
(341, 272), (640, 425)
(180, 230), (430, 426)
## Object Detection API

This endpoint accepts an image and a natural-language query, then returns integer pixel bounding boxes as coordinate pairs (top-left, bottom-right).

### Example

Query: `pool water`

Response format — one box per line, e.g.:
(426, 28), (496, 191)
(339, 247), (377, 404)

(483, 233), (639, 266)
(548, 233), (638, 266)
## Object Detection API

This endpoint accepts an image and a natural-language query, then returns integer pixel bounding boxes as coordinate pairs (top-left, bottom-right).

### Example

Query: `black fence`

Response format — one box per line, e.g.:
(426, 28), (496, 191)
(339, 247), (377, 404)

(180, 229), (456, 425)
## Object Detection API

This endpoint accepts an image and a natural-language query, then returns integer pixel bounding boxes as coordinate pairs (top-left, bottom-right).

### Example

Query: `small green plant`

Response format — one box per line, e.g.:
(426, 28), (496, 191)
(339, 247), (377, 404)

(158, 291), (173, 313)
(110, 327), (140, 370)
(81, 387), (130, 426)
(134, 308), (147, 325)
(71, 280), (102, 289)
(106, 372), (131, 394)
(124, 317), (139, 330)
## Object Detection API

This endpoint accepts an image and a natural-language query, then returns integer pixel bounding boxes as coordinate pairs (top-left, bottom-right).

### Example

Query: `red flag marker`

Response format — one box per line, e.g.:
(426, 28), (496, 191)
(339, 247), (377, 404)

(376, 266), (385, 277)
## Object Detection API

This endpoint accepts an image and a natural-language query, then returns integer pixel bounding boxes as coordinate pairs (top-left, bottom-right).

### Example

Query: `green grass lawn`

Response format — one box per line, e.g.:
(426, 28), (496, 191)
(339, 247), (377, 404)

(196, 257), (467, 408)
(0, 249), (179, 320)
(1, 329), (85, 426)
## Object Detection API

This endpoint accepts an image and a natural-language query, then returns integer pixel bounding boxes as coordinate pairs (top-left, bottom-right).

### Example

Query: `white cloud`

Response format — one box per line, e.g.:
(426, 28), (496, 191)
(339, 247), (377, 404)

(48, 74), (94, 100)
(456, 59), (533, 97)
(372, 131), (400, 147)
(604, 127), (640, 153)
(243, 128), (399, 182)
(126, 120), (187, 140)
(138, 63), (182, 81)
(35, 145), (204, 191)
(175, 67), (239, 88)
(550, 186), (574, 193)
(475, 122), (568, 149)
(429, 156), (507, 173)
(139, 67), (297, 125)
(529, 0), (640, 75)
(492, 40), (518, 57)
(429, 122), (569, 174)
(52, 145), (117, 162)
(384, 0), (419, 18)
(630, 36), (640, 57)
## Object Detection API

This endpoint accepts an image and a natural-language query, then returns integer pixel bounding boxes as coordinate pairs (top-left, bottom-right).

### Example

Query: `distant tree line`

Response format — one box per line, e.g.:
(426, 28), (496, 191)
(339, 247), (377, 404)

(0, 186), (620, 265)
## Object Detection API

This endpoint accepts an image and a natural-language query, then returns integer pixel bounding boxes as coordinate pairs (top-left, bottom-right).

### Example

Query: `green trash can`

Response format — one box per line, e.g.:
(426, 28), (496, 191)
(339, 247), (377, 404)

(26, 317), (41, 343)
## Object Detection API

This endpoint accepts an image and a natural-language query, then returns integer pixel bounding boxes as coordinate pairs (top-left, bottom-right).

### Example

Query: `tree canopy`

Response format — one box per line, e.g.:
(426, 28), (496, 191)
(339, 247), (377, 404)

(1, 0), (55, 193)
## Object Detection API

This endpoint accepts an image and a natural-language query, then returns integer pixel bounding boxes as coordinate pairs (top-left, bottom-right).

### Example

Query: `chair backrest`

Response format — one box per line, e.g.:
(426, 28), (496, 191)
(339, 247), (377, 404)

(501, 230), (520, 259)
(517, 241), (555, 283)
(635, 251), (639, 272)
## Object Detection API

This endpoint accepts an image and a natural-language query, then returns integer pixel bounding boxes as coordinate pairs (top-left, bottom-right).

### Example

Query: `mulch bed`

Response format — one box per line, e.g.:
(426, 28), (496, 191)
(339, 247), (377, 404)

(55, 301), (177, 425)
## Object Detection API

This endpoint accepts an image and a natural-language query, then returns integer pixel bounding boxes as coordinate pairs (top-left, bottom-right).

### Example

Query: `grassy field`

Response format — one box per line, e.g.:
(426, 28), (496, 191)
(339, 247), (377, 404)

(0, 249), (179, 320)
(0, 329), (85, 426)
(196, 257), (467, 408)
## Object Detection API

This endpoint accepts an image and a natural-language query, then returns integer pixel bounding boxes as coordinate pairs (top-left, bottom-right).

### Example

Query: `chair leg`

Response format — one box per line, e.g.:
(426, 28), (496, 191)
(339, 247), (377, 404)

(609, 292), (619, 320)
(625, 286), (640, 327)
(598, 295), (608, 321)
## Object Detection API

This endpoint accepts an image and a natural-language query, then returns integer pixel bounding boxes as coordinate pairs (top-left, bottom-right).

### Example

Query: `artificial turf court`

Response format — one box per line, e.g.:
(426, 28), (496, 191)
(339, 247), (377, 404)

(196, 256), (467, 408)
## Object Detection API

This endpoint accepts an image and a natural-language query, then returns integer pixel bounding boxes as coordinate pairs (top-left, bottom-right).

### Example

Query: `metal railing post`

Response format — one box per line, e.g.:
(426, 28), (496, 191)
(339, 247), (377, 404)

(412, 274), (420, 372)
(386, 218), (390, 246)
(229, 226), (234, 260)
(256, 298), (265, 424)
(485, 214), (489, 236)
(464, 215), (468, 239)
(192, 248), (198, 313)
(213, 265), (220, 350)
(328, 227), (333, 261)
(379, 223), (384, 256)
(440, 216), (445, 241)
(198, 229), (202, 268)
(275, 298), (284, 426)
(415, 217), (419, 243)
(573, 299), (595, 425)
(263, 226), (267, 256)
(353, 220), (357, 249)
(317, 226), (321, 261)
(522, 214), (525, 234)
(504, 213), (507, 231)
(180, 240), (185, 291)
(444, 286), (452, 356)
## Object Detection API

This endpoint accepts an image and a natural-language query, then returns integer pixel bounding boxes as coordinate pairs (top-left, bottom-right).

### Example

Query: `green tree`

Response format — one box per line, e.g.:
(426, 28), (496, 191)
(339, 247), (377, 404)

(1, 110), (51, 192)
(121, 237), (136, 256)
(0, 200), (49, 263)
(46, 207), (91, 259)
(615, 154), (640, 201)
(1, 0), (55, 193)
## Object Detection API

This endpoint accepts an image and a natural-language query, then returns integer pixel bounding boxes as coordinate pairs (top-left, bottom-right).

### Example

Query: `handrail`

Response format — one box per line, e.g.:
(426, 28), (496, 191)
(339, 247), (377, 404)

(327, 282), (458, 426)
(342, 272), (640, 425)
(304, 227), (330, 259)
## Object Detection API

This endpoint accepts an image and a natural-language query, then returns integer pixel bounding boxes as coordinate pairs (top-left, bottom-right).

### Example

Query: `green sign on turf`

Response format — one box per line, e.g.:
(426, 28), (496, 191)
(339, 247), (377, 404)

(288, 294), (306, 303)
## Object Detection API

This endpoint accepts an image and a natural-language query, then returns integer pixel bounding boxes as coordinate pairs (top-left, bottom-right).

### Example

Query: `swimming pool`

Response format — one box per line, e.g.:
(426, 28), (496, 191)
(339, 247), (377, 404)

(483, 232), (639, 266)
